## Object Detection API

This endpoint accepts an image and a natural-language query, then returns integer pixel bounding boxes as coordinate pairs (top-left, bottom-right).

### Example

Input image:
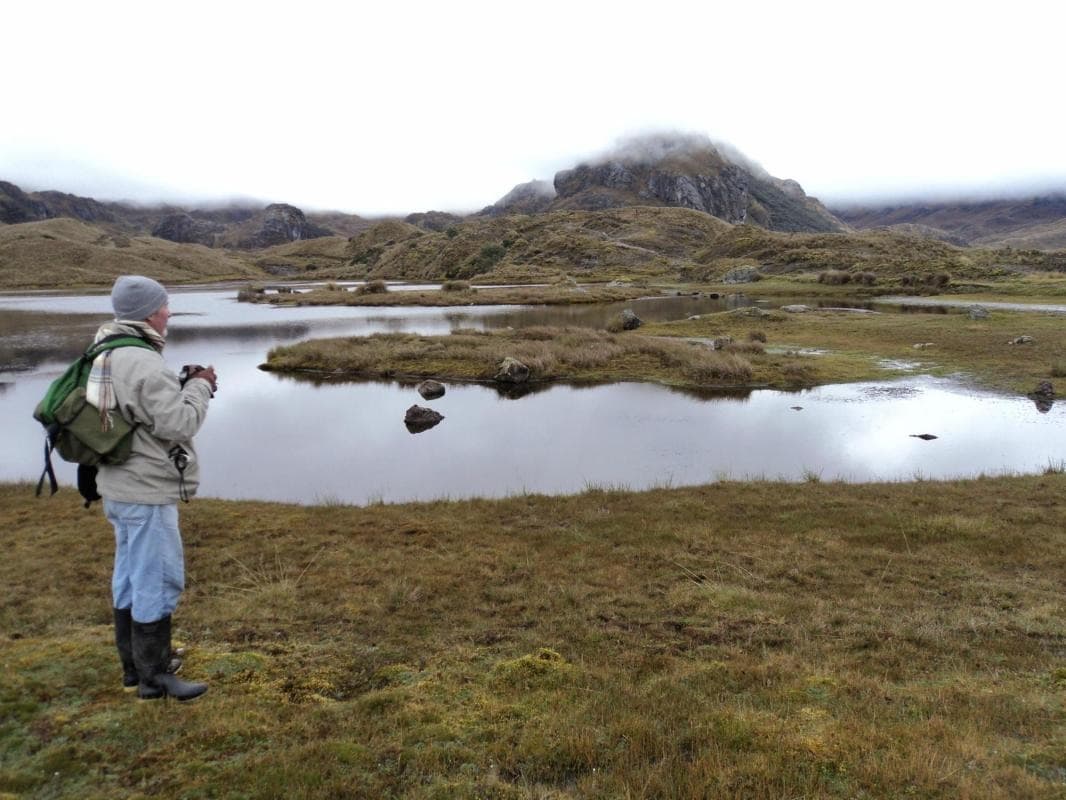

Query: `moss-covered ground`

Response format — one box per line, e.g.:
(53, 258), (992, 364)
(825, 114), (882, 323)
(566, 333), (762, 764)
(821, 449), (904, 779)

(1, 477), (1063, 798)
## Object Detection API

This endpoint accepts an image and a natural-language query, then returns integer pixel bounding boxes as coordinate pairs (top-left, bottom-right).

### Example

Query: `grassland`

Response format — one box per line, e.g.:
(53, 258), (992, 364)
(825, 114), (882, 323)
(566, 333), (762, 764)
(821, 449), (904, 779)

(0, 218), (261, 288)
(1, 477), (1063, 798)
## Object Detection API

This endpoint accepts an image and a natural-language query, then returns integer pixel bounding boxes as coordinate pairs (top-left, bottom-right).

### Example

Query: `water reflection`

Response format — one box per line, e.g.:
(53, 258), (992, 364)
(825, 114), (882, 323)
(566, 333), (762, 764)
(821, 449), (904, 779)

(4, 286), (1064, 505)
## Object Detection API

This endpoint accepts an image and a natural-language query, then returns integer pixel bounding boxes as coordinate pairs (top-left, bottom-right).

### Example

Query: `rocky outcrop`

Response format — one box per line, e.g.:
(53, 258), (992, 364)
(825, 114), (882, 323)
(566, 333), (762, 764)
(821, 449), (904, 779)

(544, 135), (845, 234)
(152, 213), (224, 246)
(480, 180), (556, 217)
(405, 211), (465, 232)
(722, 266), (763, 284)
(0, 181), (53, 224)
(238, 204), (334, 248)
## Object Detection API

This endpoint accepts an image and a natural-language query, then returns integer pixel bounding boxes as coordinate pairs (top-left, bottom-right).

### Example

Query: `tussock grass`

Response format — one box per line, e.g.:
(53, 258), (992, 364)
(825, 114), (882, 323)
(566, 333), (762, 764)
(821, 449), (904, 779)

(1, 476), (1064, 797)
(263, 327), (753, 388)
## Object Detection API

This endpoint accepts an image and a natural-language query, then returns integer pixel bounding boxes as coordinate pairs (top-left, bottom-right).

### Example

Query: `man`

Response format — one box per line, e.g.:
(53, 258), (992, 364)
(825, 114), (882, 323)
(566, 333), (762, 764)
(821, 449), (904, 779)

(94, 275), (218, 701)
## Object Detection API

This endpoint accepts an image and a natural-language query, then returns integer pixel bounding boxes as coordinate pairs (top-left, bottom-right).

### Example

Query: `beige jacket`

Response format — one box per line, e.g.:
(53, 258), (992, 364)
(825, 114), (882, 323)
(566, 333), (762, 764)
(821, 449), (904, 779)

(96, 346), (213, 504)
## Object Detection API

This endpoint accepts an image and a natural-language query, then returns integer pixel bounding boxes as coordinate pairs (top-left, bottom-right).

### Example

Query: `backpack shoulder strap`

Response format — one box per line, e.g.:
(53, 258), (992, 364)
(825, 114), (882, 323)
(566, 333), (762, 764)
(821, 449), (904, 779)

(85, 333), (155, 360)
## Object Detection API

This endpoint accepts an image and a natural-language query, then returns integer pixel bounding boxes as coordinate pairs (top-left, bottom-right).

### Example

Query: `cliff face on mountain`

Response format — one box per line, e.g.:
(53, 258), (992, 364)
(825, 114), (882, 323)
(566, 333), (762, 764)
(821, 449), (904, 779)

(480, 135), (846, 234)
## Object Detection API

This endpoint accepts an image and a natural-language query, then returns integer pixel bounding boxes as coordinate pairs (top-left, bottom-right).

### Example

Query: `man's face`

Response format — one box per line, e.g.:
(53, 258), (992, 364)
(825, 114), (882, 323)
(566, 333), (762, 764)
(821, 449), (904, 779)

(145, 302), (171, 335)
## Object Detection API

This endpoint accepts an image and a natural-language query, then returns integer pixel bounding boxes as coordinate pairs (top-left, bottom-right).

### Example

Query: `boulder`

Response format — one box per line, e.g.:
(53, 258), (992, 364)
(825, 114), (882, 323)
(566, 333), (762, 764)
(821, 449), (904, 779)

(404, 405), (444, 433)
(710, 336), (734, 350)
(494, 357), (530, 384)
(417, 380), (446, 400)
(967, 305), (990, 320)
(722, 266), (762, 284)
(1008, 335), (1035, 345)
(620, 309), (643, 330)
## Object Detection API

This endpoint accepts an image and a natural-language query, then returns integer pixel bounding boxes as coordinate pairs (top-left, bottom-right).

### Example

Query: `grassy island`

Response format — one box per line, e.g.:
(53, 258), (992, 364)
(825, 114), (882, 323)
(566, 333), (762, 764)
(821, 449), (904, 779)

(263, 327), (758, 389)
(2, 477), (1063, 798)
(262, 299), (1066, 396)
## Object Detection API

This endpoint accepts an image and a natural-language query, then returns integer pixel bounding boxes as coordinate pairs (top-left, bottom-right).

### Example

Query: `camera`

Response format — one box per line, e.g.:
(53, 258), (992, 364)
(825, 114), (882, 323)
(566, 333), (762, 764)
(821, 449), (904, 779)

(178, 364), (205, 387)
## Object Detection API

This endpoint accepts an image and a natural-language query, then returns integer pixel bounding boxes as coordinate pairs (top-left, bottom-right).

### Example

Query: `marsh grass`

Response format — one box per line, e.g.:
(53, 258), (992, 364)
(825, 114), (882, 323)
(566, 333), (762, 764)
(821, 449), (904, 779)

(1, 475), (1064, 798)
(264, 327), (754, 388)
(645, 305), (1066, 393)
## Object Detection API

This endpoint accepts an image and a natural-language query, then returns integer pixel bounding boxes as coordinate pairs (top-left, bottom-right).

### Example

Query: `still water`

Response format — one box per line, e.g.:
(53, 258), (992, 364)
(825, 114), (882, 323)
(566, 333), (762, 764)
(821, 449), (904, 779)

(2, 286), (1063, 505)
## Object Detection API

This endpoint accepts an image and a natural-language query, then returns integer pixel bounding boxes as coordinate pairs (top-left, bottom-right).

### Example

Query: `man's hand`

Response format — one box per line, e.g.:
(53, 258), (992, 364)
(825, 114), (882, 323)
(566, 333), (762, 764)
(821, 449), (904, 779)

(188, 366), (218, 394)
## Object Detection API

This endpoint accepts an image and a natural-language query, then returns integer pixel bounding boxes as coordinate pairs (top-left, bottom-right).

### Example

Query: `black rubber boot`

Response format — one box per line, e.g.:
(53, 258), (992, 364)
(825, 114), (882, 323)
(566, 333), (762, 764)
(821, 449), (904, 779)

(113, 608), (138, 689)
(132, 616), (207, 702)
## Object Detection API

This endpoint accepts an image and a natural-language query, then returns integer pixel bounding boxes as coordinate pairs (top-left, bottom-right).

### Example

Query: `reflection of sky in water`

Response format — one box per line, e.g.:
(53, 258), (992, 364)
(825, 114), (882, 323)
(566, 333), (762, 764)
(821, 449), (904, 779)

(3, 287), (1064, 504)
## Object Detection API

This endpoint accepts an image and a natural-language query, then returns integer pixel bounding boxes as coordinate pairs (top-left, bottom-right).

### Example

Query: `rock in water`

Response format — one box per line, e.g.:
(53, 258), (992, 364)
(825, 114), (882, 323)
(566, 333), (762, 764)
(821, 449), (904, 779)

(404, 405), (443, 433)
(417, 380), (446, 400)
(909, 433), (938, 441)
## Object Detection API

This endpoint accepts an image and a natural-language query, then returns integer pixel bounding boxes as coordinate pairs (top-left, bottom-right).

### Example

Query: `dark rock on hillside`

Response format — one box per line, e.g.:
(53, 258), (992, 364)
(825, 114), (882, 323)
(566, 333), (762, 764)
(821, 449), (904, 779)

(237, 204), (334, 248)
(0, 181), (53, 224)
(152, 213), (225, 246)
(405, 211), (465, 232)
(31, 190), (118, 224)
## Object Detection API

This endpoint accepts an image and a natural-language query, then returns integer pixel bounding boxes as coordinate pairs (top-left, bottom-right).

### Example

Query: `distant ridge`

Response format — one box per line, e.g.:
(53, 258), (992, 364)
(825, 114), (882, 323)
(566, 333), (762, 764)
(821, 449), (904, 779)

(833, 194), (1066, 249)
(0, 180), (369, 249)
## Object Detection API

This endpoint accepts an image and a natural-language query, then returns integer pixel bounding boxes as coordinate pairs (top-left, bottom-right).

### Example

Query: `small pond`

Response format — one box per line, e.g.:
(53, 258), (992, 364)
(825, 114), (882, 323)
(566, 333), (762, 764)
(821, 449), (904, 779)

(2, 286), (1062, 505)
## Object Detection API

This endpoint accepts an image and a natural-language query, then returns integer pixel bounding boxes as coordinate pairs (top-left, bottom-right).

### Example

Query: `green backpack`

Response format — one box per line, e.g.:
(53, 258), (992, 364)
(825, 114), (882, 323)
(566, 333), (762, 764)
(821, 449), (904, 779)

(34, 333), (155, 500)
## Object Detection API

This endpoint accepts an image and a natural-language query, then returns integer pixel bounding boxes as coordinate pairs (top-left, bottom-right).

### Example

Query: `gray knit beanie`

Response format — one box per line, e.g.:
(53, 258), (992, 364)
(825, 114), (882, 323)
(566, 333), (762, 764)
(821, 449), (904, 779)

(111, 275), (168, 321)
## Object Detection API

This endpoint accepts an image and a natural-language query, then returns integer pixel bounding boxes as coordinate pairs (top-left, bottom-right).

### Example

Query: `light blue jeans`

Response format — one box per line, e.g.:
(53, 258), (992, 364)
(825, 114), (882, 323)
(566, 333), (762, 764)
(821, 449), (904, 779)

(105, 500), (185, 623)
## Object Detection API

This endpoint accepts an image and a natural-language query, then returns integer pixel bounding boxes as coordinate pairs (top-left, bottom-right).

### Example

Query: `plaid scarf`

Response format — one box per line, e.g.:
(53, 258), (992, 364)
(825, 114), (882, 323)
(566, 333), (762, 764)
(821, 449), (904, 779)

(86, 320), (166, 431)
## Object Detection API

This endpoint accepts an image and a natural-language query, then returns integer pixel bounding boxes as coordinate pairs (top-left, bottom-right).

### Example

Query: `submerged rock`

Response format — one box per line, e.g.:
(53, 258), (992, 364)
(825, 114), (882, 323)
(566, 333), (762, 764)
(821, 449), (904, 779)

(781, 304), (810, 313)
(416, 380), (446, 400)
(404, 405), (443, 433)
(495, 357), (530, 384)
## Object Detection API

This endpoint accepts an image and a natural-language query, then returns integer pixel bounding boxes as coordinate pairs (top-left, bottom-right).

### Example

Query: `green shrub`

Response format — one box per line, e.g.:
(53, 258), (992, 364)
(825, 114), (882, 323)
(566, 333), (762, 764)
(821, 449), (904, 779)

(748, 330), (767, 343)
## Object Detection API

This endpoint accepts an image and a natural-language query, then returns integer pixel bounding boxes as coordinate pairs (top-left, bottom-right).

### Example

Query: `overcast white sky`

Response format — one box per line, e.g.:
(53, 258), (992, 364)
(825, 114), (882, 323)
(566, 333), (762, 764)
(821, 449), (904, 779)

(4, 0), (1064, 215)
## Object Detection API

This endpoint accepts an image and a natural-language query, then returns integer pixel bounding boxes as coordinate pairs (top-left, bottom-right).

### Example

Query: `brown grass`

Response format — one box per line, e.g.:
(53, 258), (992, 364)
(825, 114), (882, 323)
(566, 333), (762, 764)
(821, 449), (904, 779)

(1, 475), (1063, 798)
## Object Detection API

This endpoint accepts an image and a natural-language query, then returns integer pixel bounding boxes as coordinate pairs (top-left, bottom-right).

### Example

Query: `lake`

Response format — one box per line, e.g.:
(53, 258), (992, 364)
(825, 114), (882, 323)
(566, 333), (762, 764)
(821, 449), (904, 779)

(2, 286), (1063, 505)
